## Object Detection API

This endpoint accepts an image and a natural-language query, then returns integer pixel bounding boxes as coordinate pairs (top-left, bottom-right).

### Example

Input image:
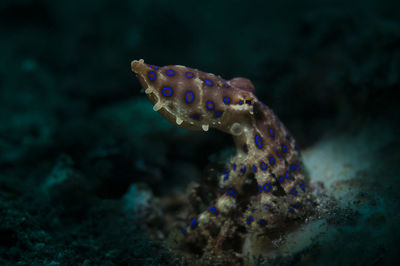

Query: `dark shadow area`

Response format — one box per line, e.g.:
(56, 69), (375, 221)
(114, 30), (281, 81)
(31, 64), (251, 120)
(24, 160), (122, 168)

(0, 0), (399, 265)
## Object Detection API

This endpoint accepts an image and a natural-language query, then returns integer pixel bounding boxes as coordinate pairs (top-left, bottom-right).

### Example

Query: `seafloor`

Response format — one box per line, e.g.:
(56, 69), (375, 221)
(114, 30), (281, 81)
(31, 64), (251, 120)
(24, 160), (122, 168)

(0, 0), (399, 265)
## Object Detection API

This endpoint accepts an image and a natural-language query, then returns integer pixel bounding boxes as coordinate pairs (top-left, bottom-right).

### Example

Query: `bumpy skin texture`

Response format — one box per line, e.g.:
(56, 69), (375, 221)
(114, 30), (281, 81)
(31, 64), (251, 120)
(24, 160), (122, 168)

(131, 59), (314, 252)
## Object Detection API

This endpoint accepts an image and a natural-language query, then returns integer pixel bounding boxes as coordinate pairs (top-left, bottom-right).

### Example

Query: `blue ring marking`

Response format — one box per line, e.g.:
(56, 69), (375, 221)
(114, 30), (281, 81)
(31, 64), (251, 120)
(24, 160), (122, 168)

(209, 206), (216, 213)
(150, 65), (159, 70)
(285, 171), (292, 179)
(258, 186), (263, 192)
(252, 165), (257, 172)
(185, 71), (194, 78)
(282, 145), (288, 152)
(260, 161), (268, 170)
(227, 188), (234, 195)
(294, 202), (302, 208)
(206, 101), (215, 110)
(239, 101), (243, 105)
(224, 83), (229, 88)
(269, 156), (275, 165)
(289, 187), (298, 196)
(247, 216), (254, 224)
(205, 79), (213, 86)
(258, 219), (267, 226)
(251, 208), (255, 212)
(279, 176), (285, 182)
(222, 169), (229, 181)
(223, 96), (231, 104)
(233, 163), (236, 170)
(299, 182), (306, 191)
(263, 183), (272, 193)
(243, 144), (248, 153)
(255, 135), (263, 149)
(215, 111), (222, 117)
(147, 71), (157, 81)
(226, 188), (236, 197)
(162, 87), (173, 97)
(166, 69), (175, 76)
(184, 91), (194, 103)
(190, 218), (197, 229)
(268, 128), (275, 138)
(291, 163), (298, 171)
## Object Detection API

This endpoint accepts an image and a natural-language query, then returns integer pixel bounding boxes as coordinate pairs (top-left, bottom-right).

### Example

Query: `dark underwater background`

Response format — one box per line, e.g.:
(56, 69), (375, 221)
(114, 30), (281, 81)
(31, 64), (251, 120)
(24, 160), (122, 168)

(1, 0), (399, 265)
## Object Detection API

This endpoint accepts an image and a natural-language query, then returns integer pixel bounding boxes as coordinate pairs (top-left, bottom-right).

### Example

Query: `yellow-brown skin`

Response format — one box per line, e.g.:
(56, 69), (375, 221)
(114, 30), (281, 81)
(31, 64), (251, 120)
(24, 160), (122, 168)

(131, 59), (314, 252)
